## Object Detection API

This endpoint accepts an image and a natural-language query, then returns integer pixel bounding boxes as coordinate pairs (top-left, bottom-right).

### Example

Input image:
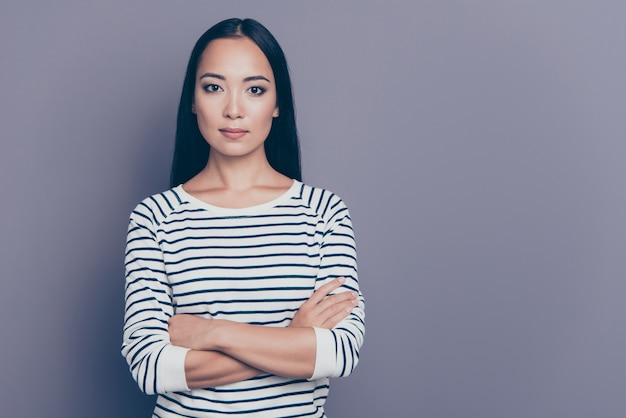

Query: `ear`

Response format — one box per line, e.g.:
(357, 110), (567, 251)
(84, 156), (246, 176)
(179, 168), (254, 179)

(273, 106), (279, 118)
(191, 98), (196, 114)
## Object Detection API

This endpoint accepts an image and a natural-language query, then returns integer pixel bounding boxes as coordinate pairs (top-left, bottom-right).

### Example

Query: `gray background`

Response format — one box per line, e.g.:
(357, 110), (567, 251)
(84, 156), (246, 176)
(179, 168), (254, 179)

(1, 1), (625, 417)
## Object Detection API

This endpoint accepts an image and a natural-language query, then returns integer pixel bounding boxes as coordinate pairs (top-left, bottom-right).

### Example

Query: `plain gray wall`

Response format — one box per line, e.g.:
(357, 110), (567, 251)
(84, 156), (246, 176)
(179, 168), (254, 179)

(1, 1), (625, 417)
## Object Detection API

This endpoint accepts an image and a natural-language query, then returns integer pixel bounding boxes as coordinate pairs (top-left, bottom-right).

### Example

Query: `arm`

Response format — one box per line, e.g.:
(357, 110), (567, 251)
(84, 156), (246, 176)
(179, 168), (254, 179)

(306, 199), (365, 379)
(169, 196), (365, 380)
(187, 322), (317, 378)
(182, 351), (261, 389)
(122, 211), (260, 394)
(170, 278), (358, 383)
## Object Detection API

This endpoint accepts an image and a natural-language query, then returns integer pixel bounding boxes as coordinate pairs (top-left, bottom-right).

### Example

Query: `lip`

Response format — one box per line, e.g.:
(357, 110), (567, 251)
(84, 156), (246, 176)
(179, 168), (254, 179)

(219, 128), (248, 140)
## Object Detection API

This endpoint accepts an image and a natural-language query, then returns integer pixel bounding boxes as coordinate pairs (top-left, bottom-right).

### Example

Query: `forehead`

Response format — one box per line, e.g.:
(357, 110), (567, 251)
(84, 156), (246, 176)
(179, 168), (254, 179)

(197, 37), (274, 80)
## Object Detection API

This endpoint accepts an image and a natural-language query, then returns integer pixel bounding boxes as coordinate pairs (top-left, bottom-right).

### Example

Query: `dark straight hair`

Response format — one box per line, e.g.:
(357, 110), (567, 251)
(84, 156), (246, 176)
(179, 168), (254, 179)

(170, 18), (302, 188)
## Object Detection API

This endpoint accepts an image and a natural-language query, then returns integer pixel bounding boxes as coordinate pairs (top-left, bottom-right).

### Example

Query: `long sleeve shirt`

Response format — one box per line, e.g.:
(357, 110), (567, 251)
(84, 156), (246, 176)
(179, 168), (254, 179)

(121, 180), (365, 417)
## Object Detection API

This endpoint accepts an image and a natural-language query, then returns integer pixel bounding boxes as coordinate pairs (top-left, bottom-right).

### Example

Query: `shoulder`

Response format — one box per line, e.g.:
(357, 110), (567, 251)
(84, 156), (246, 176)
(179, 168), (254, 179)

(128, 186), (188, 228)
(295, 182), (351, 225)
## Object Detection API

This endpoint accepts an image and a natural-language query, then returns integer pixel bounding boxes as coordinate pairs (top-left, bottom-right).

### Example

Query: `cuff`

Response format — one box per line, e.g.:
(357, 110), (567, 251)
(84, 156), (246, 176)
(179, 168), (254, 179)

(309, 327), (336, 380)
(157, 345), (191, 393)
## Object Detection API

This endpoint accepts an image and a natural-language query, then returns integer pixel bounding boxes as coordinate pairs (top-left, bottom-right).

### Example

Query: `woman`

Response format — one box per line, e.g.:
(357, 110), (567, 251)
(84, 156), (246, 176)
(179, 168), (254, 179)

(122, 18), (365, 417)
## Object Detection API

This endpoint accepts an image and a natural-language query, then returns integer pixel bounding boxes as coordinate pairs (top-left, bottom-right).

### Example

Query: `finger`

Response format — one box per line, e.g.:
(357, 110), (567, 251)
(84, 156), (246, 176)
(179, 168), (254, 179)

(321, 302), (356, 329)
(316, 290), (357, 312)
(307, 277), (346, 305)
(317, 295), (358, 326)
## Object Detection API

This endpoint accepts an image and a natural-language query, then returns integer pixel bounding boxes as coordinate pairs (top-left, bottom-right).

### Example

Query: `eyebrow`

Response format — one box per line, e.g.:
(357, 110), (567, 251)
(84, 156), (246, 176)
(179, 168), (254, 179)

(199, 73), (271, 83)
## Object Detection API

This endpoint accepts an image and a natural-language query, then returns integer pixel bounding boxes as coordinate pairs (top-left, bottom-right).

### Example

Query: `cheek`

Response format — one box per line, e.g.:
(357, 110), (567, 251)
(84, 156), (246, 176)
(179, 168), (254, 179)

(194, 108), (219, 143)
(258, 103), (279, 124)
(195, 104), (218, 126)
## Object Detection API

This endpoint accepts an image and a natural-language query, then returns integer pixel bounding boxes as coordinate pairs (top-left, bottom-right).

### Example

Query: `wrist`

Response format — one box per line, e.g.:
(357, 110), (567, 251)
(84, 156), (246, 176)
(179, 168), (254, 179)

(205, 319), (228, 351)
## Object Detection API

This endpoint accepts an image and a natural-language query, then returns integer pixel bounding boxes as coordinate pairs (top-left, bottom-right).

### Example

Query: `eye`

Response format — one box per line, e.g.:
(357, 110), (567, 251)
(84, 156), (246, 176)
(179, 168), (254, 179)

(202, 84), (222, 93)
(247, 86), (266, 96)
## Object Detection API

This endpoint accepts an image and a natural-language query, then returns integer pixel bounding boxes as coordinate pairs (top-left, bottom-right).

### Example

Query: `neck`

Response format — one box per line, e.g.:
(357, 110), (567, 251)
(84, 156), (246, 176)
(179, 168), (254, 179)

(200, 151), (277, 191)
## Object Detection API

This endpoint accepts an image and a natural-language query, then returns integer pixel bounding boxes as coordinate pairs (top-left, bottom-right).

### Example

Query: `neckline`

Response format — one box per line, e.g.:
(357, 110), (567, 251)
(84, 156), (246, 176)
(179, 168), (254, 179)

(176, 180), (300, 214)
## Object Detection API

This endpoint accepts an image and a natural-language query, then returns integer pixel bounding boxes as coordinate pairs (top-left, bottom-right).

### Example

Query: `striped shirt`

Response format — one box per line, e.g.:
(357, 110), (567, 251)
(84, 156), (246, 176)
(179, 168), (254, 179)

(122, 180), (365, 417)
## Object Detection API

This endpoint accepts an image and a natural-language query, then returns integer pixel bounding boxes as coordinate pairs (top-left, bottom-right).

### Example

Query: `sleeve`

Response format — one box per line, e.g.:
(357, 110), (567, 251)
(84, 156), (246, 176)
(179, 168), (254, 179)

(309, 197), (365, 380)
(120, 212), (190, 395)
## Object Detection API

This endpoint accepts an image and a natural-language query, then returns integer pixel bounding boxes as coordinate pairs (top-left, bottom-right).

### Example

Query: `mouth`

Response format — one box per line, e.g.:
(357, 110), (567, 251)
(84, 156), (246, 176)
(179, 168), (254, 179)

(219, 128), (248, 140)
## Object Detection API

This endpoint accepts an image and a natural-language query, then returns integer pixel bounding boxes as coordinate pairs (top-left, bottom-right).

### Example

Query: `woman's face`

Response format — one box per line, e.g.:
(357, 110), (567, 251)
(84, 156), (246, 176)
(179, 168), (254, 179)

(193, 36), (279, 161)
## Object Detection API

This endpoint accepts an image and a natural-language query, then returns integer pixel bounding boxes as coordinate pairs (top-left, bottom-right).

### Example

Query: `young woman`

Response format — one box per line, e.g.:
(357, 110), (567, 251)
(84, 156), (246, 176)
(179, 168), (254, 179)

(122, 18), (365, 417)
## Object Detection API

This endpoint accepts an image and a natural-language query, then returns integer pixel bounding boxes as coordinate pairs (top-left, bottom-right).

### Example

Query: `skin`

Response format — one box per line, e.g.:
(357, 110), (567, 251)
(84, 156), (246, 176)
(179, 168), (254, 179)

(186, 36), (289, 207)
(168, 37), (358, 389)
(170, 278), (358, 388)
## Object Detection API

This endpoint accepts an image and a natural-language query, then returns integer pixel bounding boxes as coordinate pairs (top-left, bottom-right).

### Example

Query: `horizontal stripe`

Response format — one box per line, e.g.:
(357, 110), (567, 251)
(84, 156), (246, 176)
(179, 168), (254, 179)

(121, 181), (364, 417)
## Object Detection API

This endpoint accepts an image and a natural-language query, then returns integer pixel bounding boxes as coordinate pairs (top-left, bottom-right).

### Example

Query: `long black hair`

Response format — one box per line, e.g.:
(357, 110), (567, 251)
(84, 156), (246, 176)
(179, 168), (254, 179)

(170, 18), (301, 187)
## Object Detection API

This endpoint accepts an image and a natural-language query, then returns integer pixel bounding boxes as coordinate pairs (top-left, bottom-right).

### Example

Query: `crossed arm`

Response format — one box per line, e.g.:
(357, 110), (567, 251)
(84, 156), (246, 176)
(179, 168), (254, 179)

(168, 278), (358, 389)
(123, 196), (364, 394)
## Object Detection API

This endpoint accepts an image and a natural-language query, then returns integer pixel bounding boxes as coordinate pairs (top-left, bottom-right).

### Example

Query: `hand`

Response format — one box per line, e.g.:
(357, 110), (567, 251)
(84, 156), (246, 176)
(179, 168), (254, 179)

(290, 277), (358, 329)
(168, 314), (215, 350)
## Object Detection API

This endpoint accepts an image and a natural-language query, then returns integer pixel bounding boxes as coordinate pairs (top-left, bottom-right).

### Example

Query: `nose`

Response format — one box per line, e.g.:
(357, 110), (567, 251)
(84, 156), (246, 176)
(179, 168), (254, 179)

(224, 92), (243, 119)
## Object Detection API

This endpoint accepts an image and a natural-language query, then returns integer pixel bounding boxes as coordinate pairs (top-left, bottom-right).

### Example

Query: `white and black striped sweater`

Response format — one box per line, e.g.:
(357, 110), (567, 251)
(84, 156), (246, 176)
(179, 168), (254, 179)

(122, 180), (365, 417)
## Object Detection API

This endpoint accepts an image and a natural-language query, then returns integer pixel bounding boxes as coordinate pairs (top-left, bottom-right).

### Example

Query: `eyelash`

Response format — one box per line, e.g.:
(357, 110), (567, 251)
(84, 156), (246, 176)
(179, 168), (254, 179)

(247, 86), (266, 96)
(201, 84), (266, 96)
(203, 84), (222, 93)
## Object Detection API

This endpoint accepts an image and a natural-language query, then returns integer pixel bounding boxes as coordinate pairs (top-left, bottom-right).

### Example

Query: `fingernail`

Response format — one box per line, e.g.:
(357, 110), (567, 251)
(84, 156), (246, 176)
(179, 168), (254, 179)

(338, 277), (346, 284)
